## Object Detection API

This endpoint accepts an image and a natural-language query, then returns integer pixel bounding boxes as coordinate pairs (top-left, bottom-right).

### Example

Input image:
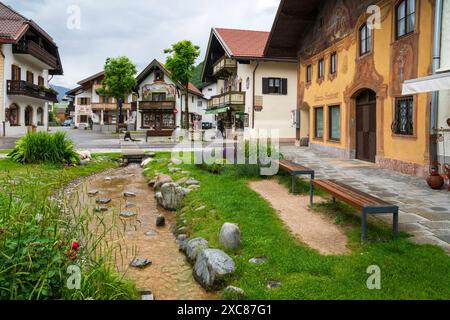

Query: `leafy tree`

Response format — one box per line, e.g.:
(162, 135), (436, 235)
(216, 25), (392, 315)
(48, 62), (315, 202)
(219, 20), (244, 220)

(98, 56), (137, 132)
(164, 41), (201, 129)
(191, 62), (204, 88)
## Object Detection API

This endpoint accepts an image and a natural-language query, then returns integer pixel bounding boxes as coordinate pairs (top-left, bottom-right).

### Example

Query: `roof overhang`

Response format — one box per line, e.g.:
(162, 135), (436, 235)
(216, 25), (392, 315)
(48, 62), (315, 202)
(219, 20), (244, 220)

(264, 0), (321, 59)
(402, 71), (450, 95)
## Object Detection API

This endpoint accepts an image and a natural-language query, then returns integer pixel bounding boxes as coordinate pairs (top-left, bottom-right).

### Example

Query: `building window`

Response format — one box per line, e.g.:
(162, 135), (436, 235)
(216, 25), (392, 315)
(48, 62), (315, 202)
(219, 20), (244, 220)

(11, 65), (21, 81)
(192, 96), (195, 103)
(397, 0), (415, 38)
(197, 100), (203, 107)
(37, 107), (44, 126)
(359, 24), (372, 56)
(79, 115), (88, 123)
(393, 97), (414, 135)
(162, 113), (175, 128)
(100, 96), (111, 103)
(8, 104), (20, 125)
(38, 76), (44, 87)
(262, 78), (288, 95)
(318, 59), (324, 79)
(314, 107), (324, 139)
(152, 93), (166, 102)
(26, 71), (34, 84)
(330, 52), (337, 74)
(306, 65), (312, 83)
(155, 70), (164, 81)
(329, 105), (341, 141)
(79, 98), (90, 105)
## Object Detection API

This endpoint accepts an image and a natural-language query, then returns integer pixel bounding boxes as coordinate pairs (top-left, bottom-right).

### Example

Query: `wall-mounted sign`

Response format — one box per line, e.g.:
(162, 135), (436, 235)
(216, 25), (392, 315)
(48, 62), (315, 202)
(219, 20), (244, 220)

(254, 106), (263, 112)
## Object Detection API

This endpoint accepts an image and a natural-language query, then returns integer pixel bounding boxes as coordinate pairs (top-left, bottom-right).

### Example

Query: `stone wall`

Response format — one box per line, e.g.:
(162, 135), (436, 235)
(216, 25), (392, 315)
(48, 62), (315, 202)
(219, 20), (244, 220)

(376, 156), (427, 178)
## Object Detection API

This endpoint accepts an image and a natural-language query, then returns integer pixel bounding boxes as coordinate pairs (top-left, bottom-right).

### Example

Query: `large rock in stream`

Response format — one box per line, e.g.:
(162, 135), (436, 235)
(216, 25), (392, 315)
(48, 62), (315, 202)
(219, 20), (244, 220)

(194, 249), (236, 290)
(155, 183), (187, 211)
(153, 174), (173, 189)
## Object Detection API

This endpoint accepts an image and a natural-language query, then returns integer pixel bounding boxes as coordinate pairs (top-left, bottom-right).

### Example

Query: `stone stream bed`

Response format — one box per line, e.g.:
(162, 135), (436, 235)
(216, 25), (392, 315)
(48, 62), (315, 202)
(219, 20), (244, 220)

(72, 164), (217, 300)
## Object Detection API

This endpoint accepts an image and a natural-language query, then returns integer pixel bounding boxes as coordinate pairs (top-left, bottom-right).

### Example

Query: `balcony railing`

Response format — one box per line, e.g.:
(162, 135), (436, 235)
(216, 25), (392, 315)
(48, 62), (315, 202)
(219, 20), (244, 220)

(138, 101), (176, 111)
(13, 40), (59, 69)
(207, 91), (245, 110)
(213, 56), (237, 78)
(7, 80), (58, 102)
(91, 103), (131, 110)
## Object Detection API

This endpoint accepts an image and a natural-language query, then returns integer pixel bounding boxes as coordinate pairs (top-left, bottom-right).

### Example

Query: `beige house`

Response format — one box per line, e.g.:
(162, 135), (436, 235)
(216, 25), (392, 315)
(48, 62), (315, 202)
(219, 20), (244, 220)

(201, 28), (298, 141)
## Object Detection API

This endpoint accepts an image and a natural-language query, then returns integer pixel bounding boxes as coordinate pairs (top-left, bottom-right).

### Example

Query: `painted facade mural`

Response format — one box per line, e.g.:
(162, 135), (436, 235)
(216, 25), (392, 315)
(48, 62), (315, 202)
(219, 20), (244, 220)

(300, 0), (373, 59)
(142, 83), (177, 101)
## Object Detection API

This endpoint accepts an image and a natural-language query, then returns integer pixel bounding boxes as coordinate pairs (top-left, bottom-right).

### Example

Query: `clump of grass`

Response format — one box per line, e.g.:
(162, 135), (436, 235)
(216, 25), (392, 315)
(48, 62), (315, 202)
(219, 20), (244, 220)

(8, 131), (80, 165)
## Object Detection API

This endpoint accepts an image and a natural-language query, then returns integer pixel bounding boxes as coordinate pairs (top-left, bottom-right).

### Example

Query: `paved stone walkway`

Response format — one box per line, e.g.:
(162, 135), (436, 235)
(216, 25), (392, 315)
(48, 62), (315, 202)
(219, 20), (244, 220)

(281, 146), (450, 253)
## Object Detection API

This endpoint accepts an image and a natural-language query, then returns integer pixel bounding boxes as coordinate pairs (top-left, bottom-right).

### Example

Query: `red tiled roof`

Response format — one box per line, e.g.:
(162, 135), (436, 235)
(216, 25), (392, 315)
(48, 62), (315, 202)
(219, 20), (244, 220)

(188, 82), (202, 96)
(0, 2), (28, 43)
(214, 28), (270, 58)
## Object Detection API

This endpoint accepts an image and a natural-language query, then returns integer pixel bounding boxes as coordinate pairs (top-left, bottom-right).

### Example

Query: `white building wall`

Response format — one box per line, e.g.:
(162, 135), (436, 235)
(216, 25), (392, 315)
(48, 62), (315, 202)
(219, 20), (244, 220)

(2, 44), (51, 136)
(438, 0), (450, 163)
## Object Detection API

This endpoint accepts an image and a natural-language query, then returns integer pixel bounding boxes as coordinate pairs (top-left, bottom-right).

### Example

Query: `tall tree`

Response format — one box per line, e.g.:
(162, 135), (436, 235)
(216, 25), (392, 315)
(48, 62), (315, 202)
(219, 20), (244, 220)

(98, 56), (137, 133)
(164, 41), (200, 130)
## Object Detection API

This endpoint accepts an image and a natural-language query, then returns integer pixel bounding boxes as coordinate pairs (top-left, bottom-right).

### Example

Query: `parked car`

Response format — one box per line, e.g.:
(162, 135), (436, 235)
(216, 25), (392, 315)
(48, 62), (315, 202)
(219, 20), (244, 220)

(62, 119), (74, 127)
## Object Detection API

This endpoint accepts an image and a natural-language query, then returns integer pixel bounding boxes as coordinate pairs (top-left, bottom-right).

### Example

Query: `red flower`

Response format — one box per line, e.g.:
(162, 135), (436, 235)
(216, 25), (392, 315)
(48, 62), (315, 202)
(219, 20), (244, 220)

(72, 241), (80, 250)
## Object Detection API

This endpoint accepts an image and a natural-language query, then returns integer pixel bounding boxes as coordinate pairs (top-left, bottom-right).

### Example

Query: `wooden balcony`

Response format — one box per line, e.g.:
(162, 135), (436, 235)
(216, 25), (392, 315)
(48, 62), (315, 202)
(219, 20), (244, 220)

(7, 80), (58, 102)
(91, 103), (131, 111)
(139, 101), (176, 111)
(212, 56), (237, 79)
(13, 40), (59, 69)
(207, 91), (245, 110)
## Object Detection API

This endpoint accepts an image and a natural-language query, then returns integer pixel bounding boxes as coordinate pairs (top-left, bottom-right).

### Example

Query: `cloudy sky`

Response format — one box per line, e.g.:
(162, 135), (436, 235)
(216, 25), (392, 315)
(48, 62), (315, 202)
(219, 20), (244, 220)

(4, 0), (280, 89)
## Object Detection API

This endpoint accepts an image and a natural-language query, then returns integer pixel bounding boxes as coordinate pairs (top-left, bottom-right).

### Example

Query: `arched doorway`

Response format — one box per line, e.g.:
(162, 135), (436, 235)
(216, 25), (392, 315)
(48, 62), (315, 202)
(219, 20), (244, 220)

(25, 106), (33, 126)
(355, 89), (377, 162)
(37, 107), (44, 126)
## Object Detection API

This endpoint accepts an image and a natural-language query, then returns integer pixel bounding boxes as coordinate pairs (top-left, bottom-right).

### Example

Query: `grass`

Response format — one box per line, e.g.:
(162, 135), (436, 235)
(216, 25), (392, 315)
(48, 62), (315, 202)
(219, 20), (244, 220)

(0, 155), (139, 300)
(0, 150), (12, 155)
(143, 153), (450, 300)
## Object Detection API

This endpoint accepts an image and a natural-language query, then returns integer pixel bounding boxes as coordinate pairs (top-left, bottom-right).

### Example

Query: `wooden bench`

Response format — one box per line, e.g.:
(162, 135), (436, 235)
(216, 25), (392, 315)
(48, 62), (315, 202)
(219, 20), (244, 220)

(313, 180), (399, 241)
(276, 159), (315, 206)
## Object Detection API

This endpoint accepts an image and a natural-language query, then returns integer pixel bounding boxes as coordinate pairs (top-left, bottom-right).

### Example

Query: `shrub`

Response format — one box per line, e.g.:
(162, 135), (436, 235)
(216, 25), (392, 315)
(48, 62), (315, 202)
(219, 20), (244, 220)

(8, 131), (80, 165)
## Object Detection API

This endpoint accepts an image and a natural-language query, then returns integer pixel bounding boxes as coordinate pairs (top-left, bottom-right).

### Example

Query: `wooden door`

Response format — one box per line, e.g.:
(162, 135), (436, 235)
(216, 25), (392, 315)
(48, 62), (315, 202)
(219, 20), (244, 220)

(356, 91), (376, 163)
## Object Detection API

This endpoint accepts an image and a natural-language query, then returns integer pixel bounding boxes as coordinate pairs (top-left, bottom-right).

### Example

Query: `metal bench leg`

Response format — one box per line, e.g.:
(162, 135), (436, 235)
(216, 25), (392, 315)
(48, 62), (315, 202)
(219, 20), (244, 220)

(292, 175), (296, 194)
(393, 209), (399, 239)
(361, 209), (368, 242)
(309, 173), (314, 207)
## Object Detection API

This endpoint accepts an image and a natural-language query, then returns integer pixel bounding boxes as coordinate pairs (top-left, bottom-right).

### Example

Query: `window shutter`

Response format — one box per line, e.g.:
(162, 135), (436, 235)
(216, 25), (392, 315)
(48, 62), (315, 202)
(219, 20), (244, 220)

(262, 78), (269, 94)
(282, 78), (288, 95)
(77, 98), (81, 105)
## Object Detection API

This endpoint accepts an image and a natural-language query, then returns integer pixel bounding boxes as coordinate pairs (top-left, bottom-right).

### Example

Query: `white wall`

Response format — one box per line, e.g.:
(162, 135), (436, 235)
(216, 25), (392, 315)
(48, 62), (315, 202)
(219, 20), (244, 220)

(438, 0), (450, 163)
(201, 83), (217, 99)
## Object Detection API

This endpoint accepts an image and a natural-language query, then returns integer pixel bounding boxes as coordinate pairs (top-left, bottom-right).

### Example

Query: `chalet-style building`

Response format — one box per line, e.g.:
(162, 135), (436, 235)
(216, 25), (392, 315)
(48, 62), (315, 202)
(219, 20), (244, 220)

(201, 28), (298, 141)
(67, 72), (135, 131)
(0, 2), (62, 137)
(135, 59), (205, 136)
(266, 0), (437, 176)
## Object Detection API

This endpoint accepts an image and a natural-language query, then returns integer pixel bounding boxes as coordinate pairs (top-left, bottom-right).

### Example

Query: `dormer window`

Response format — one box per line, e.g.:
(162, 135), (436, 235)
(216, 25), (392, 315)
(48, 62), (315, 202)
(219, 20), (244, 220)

(155, 70), (164, 82)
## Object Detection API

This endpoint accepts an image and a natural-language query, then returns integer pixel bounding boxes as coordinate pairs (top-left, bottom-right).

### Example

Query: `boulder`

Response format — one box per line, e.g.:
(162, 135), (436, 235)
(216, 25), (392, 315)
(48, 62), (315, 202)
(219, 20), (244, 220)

(96, 198), (112, 205)
(124, 191), (137, 198)
(156, 183), (187, 211)
(156, 215), (166, 227)
(88, 190), (99, 197)
(130, 258), (152, 269)
(154, 174), (173, 189)
(120, 211), (137, 219)
(186, 237), (209, 262)
(169, 167), (181, 173)
(177, 234), (188, 251)
(222, 286), (246, 300)
(249, 257), (267, 265)
(185, 179), (200, 186)
(145, 230), (157, 237)
(219, 223), (241, 250)
(171, 158), (183, 165)
(194, 249), (236, 289)
(77, 150), (92, 160)
(148, 179), (156, 187)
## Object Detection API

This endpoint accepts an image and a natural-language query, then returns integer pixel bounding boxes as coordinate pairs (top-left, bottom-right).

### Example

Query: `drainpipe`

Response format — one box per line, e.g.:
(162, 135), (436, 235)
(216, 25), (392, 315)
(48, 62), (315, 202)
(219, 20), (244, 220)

(252, 61), (260, 129)
(430, 0), (443, 164)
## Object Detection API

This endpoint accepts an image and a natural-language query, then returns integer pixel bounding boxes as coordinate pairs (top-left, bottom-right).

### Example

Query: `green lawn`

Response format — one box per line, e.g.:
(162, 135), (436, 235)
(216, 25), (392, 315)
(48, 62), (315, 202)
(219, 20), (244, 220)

(144, 154), (450, 300)
(0, 156), (138, 300)
(0, 149), (12, 154)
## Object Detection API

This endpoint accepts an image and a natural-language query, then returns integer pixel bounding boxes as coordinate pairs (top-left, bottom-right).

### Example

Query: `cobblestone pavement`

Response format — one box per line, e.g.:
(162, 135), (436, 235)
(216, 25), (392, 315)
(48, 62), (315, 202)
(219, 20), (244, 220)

(281, 146), (450, 253)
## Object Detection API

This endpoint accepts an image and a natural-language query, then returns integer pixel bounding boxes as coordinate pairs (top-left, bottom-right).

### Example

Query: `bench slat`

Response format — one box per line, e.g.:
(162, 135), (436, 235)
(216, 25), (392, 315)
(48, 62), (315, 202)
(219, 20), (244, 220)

(277, 160), (311, 173)
(313, 180), (392, 210)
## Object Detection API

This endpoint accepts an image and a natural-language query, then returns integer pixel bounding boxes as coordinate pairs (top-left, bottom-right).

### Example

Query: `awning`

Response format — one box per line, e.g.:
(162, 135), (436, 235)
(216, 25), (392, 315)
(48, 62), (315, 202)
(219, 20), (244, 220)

(206, 107), (230, 115)
(402, 71), (450, 94)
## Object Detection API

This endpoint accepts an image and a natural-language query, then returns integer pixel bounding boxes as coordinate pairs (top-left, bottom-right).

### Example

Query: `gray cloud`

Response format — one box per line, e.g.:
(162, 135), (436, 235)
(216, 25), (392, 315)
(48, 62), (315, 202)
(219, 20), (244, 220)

(4, 0), (280, 88)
